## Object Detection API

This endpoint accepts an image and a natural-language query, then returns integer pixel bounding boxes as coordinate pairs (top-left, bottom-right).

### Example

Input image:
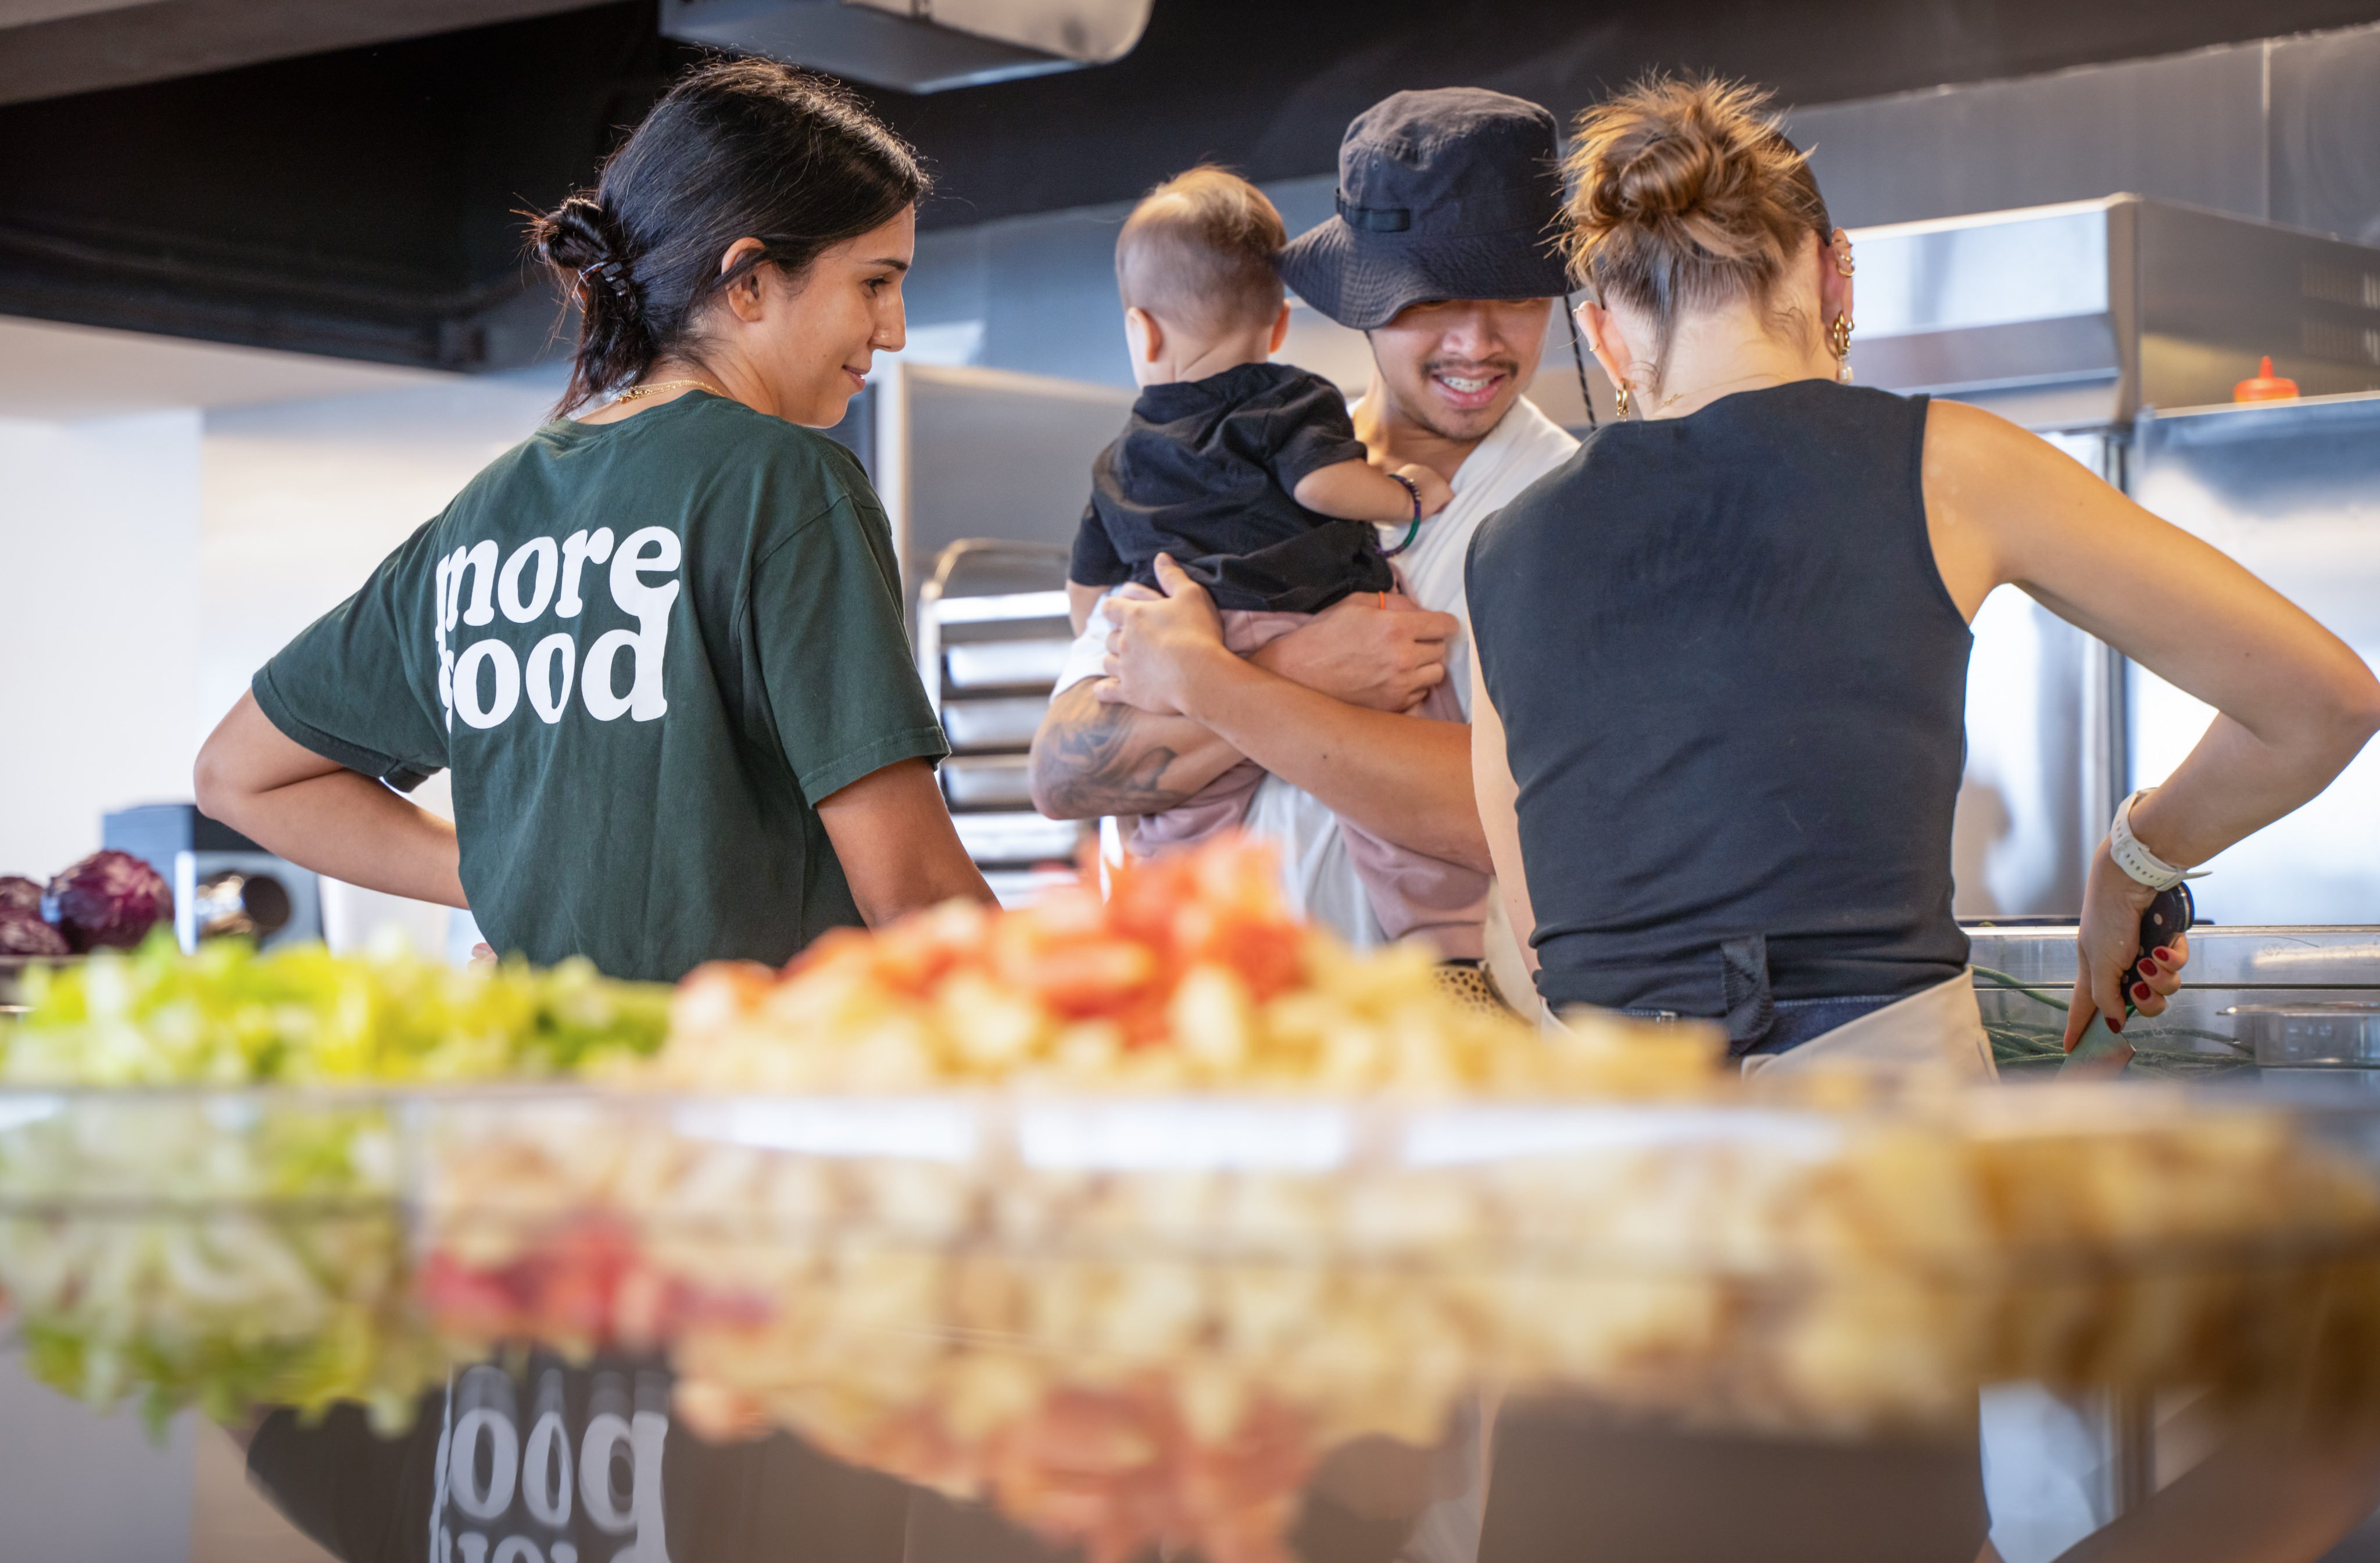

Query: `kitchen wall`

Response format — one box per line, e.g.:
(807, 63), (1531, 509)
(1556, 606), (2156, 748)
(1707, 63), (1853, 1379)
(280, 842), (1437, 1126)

(197, 371), (574, 953)
(0, 366), (554, 932)
(197, 372), (563, 750)
(907, 175), (1340, 390)
(1789, 23), (2380, 241)
(894, 20), (2380, 396)
(0, 410), (201, 880)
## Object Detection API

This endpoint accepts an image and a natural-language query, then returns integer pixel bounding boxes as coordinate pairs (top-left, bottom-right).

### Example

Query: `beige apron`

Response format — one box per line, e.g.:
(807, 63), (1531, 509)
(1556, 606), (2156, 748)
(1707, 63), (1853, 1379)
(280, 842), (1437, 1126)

(1738, 970), (1997, 1082)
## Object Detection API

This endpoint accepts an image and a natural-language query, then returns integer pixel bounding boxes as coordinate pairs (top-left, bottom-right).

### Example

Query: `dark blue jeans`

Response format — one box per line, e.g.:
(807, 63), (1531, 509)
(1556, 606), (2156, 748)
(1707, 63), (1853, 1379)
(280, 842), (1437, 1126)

(1623, 992), (1901, 1058)
(1740, 993), (1900, 1057)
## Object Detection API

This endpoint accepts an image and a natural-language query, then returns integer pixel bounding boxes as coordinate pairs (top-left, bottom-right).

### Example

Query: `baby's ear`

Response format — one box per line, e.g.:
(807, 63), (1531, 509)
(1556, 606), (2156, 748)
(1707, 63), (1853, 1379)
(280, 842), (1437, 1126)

(1268, 302), (1291, 355)
(1123, 307), (1163, 363)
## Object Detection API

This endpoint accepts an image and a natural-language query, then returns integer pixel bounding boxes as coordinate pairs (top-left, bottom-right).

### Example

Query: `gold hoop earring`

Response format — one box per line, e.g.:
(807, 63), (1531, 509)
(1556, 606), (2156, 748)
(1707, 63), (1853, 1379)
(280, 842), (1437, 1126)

(1828, 314), (1855, 383)
(1614, 383), (1633, 418)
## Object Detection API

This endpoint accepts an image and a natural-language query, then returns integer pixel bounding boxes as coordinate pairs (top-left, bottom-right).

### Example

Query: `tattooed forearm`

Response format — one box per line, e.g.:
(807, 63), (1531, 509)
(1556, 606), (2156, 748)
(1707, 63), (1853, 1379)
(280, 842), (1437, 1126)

(1029, 683), (1196, 819)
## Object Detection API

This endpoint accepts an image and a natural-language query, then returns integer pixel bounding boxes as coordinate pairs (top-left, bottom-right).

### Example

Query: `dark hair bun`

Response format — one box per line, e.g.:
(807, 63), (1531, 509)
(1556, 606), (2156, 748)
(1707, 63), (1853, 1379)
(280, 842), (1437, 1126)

(532, 195), (621, 275)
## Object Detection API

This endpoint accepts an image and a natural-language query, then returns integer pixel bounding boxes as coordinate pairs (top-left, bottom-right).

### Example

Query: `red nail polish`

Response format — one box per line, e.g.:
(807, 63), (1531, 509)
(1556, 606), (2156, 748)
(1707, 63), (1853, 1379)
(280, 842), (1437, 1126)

(2137, 958), (2156, 976)
(2153, 948), (2173, 963)
(2133, 982), (2152, 1000)
(2107, 1017), (2123, 1034)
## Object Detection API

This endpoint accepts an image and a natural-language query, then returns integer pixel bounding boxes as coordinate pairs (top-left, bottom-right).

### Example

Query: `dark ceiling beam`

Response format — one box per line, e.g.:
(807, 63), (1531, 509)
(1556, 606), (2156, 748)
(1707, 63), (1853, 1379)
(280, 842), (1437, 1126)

(0, 0), (602, 107)
(0, 3), (676, 367)
(5, 0), (2379, 368)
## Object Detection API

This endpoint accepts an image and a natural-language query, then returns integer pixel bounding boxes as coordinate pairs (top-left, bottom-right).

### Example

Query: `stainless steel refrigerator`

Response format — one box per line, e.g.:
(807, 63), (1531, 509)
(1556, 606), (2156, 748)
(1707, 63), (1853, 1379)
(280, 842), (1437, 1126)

(1847, 196), (2380, 921)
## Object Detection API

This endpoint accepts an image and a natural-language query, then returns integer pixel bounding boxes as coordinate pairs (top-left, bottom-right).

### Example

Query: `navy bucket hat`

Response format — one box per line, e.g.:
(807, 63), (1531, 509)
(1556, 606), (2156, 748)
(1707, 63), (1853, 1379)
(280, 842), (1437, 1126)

(1280, 87), (1574, 331)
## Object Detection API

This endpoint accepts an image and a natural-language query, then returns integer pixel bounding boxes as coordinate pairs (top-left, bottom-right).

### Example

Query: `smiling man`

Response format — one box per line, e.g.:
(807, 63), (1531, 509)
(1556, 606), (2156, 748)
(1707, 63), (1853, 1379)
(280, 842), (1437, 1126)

(1030, 89), (1579, 983)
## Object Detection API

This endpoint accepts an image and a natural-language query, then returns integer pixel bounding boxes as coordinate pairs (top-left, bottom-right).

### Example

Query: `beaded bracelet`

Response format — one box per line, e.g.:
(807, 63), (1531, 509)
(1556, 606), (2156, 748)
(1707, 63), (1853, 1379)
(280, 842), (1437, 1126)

(1383, 472), (1423, 558)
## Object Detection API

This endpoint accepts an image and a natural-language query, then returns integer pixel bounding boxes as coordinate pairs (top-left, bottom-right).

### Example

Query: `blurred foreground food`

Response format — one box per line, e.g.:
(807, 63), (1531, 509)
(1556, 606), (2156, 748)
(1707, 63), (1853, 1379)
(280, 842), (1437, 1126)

(1, 1095), (437, 1434)
(420, 842), (2380, 1562)
(647, 838), (1719, 1095)
(0, 936), (671, 1429)
(421, 1084), (2380, 1563)
(2, 932), (671, 1084)
(9, 841), (2380, 1563)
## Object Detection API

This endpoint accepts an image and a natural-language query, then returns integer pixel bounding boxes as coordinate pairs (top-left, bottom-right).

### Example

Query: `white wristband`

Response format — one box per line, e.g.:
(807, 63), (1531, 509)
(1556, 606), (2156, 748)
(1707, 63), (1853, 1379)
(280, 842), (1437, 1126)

(2107, 789), (2193, 890)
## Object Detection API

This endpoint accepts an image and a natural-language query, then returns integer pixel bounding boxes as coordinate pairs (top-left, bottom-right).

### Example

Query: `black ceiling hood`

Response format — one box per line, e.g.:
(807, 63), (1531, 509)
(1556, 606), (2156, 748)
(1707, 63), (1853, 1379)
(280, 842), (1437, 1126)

(4, 0), (2378, 370)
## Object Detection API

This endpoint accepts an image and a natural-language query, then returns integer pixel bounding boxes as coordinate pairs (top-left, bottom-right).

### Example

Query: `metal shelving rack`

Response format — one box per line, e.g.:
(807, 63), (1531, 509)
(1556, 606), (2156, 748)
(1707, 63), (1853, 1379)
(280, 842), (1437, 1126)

(915, 540), (1089, 905)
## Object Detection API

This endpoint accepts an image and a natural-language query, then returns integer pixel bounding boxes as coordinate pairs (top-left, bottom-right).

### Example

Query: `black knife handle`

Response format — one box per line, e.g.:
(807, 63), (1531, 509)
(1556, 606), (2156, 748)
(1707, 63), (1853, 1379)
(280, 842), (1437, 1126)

(2125, 881), (2195, 1016)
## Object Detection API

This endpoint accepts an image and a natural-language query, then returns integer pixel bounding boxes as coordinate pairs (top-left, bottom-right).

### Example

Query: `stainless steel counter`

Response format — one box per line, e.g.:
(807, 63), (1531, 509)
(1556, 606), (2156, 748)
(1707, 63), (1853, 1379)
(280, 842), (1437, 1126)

(1967, 922), (2380, 989)
(1967, 922), (2380, 1065)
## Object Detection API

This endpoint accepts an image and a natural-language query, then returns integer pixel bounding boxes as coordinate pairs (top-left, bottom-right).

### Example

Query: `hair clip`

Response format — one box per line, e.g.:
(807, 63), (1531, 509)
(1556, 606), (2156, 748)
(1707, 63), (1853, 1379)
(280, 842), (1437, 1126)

(576, 259), (632, 299)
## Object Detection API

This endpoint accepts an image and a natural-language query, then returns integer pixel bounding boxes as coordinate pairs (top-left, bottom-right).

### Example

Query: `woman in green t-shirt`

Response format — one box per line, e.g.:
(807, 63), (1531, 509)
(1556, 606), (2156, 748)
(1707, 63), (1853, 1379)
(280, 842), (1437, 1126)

(194, 60), (993, 982)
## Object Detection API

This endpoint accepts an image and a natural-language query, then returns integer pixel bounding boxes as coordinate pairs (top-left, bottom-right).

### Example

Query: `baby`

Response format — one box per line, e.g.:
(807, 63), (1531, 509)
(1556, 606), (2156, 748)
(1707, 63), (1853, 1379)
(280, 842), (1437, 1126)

(1070, 167), (1491, 958)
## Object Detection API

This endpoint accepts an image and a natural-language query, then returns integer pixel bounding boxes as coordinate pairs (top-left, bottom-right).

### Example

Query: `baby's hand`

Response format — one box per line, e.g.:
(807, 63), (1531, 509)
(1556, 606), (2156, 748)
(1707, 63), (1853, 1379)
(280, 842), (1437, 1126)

(1395, 463), (1454, 518)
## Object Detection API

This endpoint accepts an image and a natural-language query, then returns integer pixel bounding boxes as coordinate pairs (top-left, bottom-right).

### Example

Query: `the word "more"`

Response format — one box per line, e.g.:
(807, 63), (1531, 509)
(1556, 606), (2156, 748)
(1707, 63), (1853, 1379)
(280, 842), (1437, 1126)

(434, 526), (682, 732)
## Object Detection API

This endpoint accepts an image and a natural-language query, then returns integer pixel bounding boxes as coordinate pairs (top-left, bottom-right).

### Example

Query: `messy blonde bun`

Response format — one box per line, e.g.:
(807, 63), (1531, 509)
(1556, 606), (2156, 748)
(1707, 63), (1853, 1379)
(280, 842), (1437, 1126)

(1561, 76), (1832, 391)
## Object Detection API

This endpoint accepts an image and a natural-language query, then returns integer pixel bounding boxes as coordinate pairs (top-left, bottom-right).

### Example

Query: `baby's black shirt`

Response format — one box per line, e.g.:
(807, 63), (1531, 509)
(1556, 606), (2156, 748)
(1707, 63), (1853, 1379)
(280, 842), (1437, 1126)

(1072, 362), (1394, 612)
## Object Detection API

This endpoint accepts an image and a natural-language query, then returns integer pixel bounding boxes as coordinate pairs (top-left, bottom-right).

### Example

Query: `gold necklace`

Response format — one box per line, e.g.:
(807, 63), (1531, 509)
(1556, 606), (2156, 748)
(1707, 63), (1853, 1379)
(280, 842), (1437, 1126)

(612, 378), (711, 404)
(1654, 371), (1799, 415)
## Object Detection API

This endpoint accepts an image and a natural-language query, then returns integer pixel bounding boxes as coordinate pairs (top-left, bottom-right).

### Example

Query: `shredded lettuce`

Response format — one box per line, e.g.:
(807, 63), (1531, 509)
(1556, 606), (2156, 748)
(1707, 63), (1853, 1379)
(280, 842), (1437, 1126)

(0, 937), (672, 1431)
(2, 931), (670, 1084)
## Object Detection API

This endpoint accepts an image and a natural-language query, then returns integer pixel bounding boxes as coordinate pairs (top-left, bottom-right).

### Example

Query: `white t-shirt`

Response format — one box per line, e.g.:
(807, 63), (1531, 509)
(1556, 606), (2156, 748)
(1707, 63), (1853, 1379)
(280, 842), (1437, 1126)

(1055, 395), (1579, 947)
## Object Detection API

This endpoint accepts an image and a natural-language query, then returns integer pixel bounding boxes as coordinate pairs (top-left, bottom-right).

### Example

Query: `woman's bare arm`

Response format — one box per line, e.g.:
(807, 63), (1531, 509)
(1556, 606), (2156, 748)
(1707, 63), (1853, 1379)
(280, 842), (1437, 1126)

(816, 757), (997, 926)
(1927, 400), (2380, 1038)
(194, 693), (467, 908)
(2046, 1430), (2380, 1563)
(1470, 653), (1539, 972)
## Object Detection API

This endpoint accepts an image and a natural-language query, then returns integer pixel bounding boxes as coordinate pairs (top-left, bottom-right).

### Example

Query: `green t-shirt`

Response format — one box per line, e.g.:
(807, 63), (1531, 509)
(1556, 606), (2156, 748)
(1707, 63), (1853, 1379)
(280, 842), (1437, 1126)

(254, 391), (948, 982)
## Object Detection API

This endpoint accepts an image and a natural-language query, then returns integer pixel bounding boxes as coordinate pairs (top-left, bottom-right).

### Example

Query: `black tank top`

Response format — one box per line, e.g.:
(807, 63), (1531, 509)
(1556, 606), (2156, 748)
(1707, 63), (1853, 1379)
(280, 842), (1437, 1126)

(1466, 381), (1972, 1042)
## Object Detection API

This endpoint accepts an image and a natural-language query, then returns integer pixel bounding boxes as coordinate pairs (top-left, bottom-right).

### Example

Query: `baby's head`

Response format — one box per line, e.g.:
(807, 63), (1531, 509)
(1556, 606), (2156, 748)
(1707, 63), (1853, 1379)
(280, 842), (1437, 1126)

(1115, 167), (1290, 385)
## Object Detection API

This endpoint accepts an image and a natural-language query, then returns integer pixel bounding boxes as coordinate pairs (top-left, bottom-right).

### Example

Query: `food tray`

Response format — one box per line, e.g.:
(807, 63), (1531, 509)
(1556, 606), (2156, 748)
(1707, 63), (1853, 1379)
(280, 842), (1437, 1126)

(8, 1084), (2380, 1397)
(13, 1081), (2371, 1242)
(12, 1080), (2380, 1558)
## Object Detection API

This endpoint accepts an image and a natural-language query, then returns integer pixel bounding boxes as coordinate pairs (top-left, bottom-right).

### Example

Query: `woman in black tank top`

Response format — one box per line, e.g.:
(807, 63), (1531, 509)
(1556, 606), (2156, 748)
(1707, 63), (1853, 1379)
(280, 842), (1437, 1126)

(1469, 78), (2380, 1060)
(1474, 377), (1972, 1051)
(1470, 78), (2380, 1562)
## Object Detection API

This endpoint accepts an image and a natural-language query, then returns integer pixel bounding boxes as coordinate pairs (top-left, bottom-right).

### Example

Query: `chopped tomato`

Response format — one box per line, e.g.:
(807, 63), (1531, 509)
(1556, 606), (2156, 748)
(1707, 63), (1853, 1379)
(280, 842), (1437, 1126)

(720, 834), (1308, 1069)
(996, 934), (1159, 1017)
(423, 1217), (765, 1350)
(783, 926), (872, 978)
(1195, 919), (1307, 1001)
